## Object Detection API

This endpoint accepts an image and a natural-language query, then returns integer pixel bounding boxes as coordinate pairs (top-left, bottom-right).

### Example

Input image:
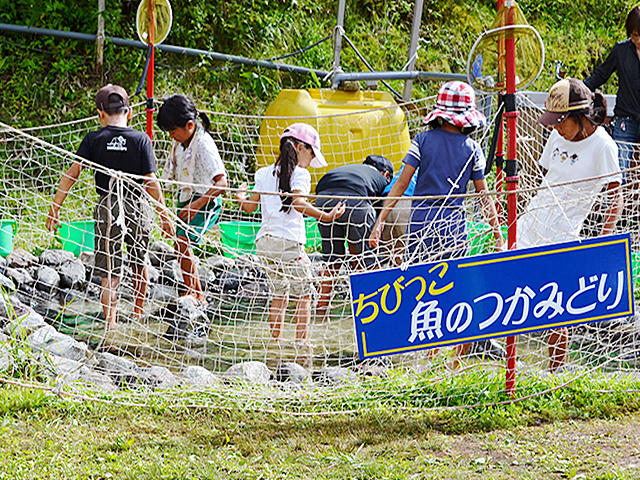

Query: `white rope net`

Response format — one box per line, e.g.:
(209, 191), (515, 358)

(0, 92), (638, 412)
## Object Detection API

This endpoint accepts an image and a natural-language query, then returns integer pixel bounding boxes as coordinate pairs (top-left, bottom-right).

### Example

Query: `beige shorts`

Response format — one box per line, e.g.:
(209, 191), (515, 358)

(256, 235), (313, 297)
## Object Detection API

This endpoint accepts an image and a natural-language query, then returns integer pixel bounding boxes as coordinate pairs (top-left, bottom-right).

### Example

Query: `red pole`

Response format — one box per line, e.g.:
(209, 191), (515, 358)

(145, 0), (156, 140)
(503, 0), (519, 398)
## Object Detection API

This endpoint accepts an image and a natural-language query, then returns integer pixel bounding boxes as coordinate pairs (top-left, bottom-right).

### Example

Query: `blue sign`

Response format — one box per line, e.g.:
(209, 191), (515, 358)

(349, 234), (634, 359)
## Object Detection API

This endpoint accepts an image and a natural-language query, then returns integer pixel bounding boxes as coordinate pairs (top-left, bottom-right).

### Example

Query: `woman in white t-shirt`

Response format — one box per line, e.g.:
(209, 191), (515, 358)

(518, 78), (623, 373)
(236, 124), (344, 345)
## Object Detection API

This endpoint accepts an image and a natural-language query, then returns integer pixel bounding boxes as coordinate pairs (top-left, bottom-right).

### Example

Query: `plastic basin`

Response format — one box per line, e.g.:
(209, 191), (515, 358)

(219, 218), (321, 258)
(466, 220), (507, 257)
(57, 220), (95, 256)
(0, 220), (16, 257)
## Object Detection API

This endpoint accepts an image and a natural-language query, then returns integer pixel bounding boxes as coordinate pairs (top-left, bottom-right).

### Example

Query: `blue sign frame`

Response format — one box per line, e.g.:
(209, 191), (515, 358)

(349, 234), (634, 359)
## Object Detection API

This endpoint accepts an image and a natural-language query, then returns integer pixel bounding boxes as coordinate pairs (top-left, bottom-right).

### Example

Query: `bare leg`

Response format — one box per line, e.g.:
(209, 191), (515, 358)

(176, 235), (205, 303)
(294, 294), (312, 342)
(316, 264), (337, 322)
(548, 327), (568, 373)
(449, 343), (471, 370)
(101, 276), (120, 331)
(269, 292), (289, 341)
(131, 264), (149, 320)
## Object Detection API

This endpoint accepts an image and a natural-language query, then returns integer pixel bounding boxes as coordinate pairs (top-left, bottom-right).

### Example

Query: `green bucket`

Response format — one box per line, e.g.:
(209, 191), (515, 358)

(219, 218), (322, 258)
(57, 220), (95, 256)
(0, 220), (16, 257)
(466, 220), (507, 257)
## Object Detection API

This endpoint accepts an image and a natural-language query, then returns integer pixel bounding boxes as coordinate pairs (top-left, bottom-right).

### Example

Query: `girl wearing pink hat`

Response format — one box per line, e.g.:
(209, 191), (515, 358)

(236, 123), (345, 345)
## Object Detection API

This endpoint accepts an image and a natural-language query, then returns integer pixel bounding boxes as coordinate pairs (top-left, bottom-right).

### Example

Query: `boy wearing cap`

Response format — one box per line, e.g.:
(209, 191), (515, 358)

(46, 84), (174, 332)
(518, 78), (623, 373)
(314, 154), (394, 321)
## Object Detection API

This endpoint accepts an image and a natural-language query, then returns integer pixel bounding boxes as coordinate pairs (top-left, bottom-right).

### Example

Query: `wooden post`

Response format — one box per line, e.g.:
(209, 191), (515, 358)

(96, 0), (105, 80)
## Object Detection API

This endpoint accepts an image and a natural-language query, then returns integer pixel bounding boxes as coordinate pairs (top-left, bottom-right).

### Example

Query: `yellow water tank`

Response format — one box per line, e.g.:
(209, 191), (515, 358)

(256, 89), (411, 191)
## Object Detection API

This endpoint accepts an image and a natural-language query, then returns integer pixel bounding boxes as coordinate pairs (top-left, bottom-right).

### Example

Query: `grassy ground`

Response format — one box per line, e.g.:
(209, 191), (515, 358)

(0, 374), (639, 479)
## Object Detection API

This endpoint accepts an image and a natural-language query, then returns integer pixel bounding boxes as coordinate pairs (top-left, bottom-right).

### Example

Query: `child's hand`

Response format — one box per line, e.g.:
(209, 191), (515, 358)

(45, 204), (61, 233)
(235, 182), (249, 201)
(324, 202), (345, 222)
(179, 201), (200, 223)
(368, 221), (383, 248)
(159, 209), (175, 238)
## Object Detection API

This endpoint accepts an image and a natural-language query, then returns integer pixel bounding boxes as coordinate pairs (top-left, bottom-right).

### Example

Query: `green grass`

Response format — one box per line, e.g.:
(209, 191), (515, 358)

(0, 375), (639, 479)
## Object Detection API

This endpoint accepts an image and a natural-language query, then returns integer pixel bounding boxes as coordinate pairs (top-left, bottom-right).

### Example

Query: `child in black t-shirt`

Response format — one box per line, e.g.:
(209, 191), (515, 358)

(46, 84), (174, 331)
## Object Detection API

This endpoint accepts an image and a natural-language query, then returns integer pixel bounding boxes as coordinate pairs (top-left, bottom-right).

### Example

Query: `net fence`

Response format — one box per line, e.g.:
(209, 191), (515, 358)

(0, 92), (638, 412)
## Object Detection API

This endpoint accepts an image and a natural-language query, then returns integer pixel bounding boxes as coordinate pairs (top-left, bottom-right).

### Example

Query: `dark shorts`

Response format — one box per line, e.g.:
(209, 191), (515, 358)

(316, 197), (377, 267)
(94, 190), (153, 277)
(175, 195), (221, 244)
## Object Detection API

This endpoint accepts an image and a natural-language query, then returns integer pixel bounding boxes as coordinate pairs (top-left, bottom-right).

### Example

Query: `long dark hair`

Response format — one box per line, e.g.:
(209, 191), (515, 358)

(568, 91), (607, 132)
(157, 94), (211, 132)
(275, 136), (309, 213)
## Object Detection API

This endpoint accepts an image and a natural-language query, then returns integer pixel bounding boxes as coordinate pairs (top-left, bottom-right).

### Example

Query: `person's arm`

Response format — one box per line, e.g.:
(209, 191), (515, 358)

(474, 178), (505, 251)
(368, 164), (415, 248)
(584, 44), (618, 91)
(179, 173), (228, 222)
(144, 173), (175, 238)
(46, 161), (84, 233)
(291, 192), (345, 222)
(235, 182), (261, 214)
(601, 181), (623, 236)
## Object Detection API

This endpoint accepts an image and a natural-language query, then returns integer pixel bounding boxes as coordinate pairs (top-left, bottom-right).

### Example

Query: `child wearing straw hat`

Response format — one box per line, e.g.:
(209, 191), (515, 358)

(518, 78), (623, 373)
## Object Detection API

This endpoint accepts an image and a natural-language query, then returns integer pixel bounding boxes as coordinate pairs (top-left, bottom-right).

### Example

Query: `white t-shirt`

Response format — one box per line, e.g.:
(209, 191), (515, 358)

(174, 131), (226, 198)
(518, 127), (621, 248)
(255, 164), (311, 244)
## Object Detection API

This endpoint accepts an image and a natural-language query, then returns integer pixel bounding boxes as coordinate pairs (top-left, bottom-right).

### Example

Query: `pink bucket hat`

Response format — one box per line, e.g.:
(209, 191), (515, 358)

(423, 81), (486, 129)
(281, 123), (328, 168)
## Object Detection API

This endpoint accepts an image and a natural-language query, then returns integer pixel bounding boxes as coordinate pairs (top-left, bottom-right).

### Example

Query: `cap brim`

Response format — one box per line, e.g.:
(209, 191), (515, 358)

(309, 149), (328, 168)
(538, 110), (568, 127)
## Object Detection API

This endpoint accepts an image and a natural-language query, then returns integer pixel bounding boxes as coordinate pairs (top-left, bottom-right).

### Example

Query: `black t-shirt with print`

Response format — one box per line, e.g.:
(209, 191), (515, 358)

(76, 125), (157, 196)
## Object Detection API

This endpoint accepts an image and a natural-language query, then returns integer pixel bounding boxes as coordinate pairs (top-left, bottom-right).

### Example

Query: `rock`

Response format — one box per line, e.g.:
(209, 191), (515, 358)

(79, 251), (96, 280)
(162, 296), (208, 342)
(35, 265), (61, 293)
(205, 255), (234, 274)
(4, 267), (34, 289)
(159, 260), (180, 287)
(6, 248), (38, 269)
(0, 273), (15, 293)
(197, 265), (216, 291)
(0, 256), (6, 275)
(219, 271), (241, 294)
(239, 281), (269, 300)
(136, 366), (178, 389)
(180, 365), (220, 389)
(57, 259), (86, 290)
(68, 367), (117, 394)
(150, 284), (178, 303)
(96, 352), (138, 376)
(3, 308), (47, 337)
(57, 289), (86, 306)
(467, 339), (507, 360)
(148, 265), (160, 284)
(149, 240), (175, 267)
(0, 295), (31, 319)
(39, 249), (75, 267)
(223, 361), (273, 384)
(275, 362), (311, 384)
(312, 366), (358, 386)
(27, 326), (88, 361)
